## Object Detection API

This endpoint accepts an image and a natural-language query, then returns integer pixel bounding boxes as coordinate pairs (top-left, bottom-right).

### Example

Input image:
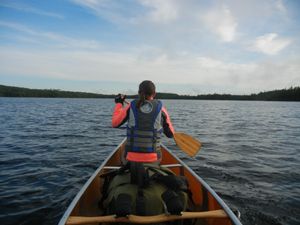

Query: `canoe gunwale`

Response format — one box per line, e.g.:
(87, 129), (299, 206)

(58, 139), (126, 225)
(161, 143), (242, 225)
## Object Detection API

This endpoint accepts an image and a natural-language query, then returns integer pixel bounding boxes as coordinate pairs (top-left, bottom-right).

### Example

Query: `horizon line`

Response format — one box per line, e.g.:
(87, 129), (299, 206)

(1, 83), (299, 97)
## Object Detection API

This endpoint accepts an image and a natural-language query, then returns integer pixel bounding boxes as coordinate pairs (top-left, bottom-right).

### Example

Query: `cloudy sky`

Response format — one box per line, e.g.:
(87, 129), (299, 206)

(0, 0), (299, 95)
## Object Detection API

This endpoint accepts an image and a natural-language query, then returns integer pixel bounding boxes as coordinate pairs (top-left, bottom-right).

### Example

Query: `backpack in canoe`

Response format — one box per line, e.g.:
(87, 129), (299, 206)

(100, 162), (192, 219)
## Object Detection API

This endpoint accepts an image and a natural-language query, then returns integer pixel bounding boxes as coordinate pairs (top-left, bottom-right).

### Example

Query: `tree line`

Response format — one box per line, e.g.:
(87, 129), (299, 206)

(0, 84), (299, 101)
(0, 85), (114, 98)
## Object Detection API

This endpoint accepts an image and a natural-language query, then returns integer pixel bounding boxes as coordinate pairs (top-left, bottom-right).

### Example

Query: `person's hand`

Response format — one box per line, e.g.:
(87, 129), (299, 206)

(115, 94), (126, 105)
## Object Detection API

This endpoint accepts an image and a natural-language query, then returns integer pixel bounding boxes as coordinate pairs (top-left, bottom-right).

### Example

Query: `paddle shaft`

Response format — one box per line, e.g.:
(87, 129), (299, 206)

(66, 210), (227, 225)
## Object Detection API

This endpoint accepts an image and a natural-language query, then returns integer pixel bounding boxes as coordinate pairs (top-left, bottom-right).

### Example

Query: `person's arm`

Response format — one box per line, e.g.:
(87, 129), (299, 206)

(161, 106), (175, 138)
(112, 103), (130, 128)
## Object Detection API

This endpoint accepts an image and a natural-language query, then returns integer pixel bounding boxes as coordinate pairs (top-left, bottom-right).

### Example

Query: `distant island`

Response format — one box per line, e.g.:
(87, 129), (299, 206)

(0, 84), (299, 101)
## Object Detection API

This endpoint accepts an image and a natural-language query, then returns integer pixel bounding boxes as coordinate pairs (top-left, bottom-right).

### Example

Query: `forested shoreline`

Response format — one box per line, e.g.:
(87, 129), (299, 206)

(0, 84), (299, 101)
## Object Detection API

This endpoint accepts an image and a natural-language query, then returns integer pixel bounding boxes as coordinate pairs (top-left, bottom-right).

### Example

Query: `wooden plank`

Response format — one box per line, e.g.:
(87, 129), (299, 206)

(66, 210), (227, 225)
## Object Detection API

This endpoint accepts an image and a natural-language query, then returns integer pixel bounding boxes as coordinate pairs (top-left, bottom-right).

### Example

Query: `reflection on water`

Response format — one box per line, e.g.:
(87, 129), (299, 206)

(0, 98), (299, 225)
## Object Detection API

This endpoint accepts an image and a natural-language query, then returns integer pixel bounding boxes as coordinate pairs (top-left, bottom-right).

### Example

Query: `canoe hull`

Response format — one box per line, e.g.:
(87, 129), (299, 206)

(58, 139), (242, 225)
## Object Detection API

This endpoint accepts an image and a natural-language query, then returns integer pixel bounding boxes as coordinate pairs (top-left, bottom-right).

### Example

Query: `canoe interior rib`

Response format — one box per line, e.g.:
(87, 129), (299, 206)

(60, 140), (241, 225)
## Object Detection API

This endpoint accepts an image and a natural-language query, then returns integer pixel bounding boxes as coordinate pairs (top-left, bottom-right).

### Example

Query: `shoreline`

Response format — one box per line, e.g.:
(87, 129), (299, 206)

(1, 84), (299, 101)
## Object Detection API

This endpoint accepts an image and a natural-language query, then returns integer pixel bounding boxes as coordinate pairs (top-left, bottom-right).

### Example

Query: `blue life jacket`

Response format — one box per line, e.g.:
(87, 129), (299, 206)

(126, 99), (163, 154)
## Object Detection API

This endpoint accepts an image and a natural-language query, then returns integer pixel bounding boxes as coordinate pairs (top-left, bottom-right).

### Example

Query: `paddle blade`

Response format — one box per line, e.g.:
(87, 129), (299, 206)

(173, 133), (202, 157)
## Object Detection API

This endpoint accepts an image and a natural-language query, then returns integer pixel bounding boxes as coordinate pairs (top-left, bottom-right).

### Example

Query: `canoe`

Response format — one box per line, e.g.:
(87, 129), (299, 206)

(58, 139), (242, 225)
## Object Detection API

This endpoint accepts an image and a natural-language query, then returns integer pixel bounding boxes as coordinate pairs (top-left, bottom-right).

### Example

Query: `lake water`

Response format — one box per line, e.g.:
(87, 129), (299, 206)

(0, 98), (299, 225)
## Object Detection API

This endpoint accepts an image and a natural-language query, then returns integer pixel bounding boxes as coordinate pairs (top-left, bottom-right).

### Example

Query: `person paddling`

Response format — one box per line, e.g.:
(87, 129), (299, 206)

(112, 80), (174, 163)
(111, 81), (190, 216)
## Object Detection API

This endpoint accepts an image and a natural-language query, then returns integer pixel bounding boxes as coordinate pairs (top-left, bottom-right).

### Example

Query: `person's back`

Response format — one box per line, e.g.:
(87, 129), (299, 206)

(110, 81), (189, 217)
(126, 98), (163, 162)
(112, 80), (174, 163)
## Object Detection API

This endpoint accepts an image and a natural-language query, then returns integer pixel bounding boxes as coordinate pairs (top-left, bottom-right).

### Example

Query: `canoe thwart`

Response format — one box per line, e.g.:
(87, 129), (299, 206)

(66, 210), (228, 225)
(103, 164), (183, 170)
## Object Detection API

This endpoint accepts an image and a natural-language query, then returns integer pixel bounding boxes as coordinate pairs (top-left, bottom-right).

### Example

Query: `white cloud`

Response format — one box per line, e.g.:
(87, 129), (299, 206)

(275, 0), (287, 14)
(0, 21), (102, 50)
(1, 45), (299, 94)
(70, 0), (179, 25)
(70, 0), (108, 9)
(250, 33), (291, 55)
(138, 0), (178, 23)
(0, 2), (64, 19)
(69, 0), (137, 24)
(1, 1), (299, 94)
(202, 5), (238, 42)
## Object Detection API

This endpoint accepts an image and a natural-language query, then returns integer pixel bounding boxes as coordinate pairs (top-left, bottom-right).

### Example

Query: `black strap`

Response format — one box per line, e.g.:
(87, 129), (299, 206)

(161, 190), (184, 215)
(136, 189), (146, 216)
(152, 174), (188, 192)
(115, 194), (132, 217)
(130, 128), (134, 151)
(130, 162), (149, 187)
(129, 162), (149, 216)
(152, 130), (157, 152)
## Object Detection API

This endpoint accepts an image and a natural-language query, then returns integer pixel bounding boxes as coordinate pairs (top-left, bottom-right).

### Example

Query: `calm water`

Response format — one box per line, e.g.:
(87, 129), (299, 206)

(0, 98), (299, 225)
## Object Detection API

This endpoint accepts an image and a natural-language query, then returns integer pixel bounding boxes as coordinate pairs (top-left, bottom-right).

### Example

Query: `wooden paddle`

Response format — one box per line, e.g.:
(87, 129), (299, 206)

(123, 100), (202, 157)
(173, 132), (202, 157)
(66, 210), (227, 225)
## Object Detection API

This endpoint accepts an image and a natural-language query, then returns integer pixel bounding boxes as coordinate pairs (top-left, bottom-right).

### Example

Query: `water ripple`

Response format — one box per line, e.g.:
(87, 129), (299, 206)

(0, 98), (299, 225)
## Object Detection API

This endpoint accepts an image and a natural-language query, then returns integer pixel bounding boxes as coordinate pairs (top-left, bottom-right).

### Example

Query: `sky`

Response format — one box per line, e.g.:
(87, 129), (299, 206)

(0, 0), (299, 95)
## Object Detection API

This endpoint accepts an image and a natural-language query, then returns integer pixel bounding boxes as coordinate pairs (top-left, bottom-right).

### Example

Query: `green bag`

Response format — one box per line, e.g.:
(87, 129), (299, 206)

(102, 165), (189, 216)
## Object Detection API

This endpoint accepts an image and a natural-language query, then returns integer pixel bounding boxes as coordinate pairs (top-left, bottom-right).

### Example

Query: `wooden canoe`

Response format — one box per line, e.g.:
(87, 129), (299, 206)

(58, 139), (242, 225)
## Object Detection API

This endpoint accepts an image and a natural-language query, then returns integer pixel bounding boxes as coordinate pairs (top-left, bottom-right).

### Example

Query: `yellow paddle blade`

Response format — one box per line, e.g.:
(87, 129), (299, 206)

(173, 132), (202, 157)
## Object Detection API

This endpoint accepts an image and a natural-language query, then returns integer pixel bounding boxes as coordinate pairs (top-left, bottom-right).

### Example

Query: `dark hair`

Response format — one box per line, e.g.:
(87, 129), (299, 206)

(137, 80), (156, 108)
